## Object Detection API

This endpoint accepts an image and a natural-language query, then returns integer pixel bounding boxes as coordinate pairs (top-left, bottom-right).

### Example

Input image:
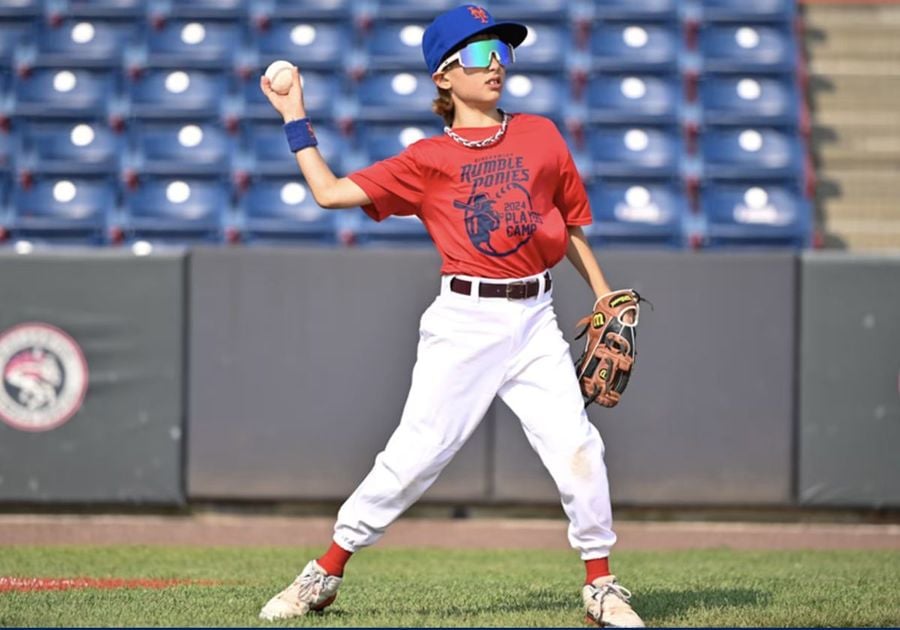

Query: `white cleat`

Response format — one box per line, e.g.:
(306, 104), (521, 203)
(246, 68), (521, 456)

(259, 560), (342, 621)
(583, 575), (645, 627)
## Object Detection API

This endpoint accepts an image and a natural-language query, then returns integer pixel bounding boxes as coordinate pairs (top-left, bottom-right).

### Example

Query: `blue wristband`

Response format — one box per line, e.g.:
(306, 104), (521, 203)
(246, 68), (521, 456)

(283, 117), (319, 153)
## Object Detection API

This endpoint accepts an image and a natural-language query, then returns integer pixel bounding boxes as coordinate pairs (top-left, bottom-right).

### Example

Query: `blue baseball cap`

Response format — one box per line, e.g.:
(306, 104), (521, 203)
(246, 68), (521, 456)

(422, 4), (528, 74)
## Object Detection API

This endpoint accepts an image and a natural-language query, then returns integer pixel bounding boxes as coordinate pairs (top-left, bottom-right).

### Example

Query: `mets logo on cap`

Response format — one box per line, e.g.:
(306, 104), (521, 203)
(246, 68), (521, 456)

(467, 6), (489, 23)
(0, 322), (88, 432)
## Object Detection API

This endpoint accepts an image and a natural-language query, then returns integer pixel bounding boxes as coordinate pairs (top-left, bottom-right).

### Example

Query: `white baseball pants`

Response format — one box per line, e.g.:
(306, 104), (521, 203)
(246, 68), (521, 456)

(333, 270), (616, 560)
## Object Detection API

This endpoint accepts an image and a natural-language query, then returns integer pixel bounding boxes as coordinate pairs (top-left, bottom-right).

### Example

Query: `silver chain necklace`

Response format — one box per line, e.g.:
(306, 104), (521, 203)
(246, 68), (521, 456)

(444, 110), (510, 148)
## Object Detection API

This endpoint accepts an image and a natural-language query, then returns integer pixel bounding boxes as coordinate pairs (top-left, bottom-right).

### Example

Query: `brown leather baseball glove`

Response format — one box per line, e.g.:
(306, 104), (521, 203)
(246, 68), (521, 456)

(574, 289), (643, 408)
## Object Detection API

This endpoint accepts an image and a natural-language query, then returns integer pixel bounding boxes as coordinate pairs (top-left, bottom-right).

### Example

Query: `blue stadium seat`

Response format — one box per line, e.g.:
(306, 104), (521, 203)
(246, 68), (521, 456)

(358, 123), (442, 163)
(511, 22), (569, 72)
(350, 210), (431, 246)
(700, 127), (804, 182)
(0, 0), (41, 17)
(700, 0), (796, 24)
(264, 0), (351, 20)
(145, 19), (241, 68)
(55, 0), (145, 18)
(590, 0), (678, 22)
(498, 74), (567, 121)
(13, 68), (115, 119)
(9, 177), (112, 244)
(699, 24), (796, 74)
(369, 0), (458, 21)
(699, 74), (799, 128)
(0, 171), (8, 210)
(18, 121), (121, 176)
(586, 73), (681, 125)
(238, 178), (337, 244)
(365, 22), (429, 71)
(130, 122), (233, 176)
(357, 72), (436, 122)
(24, 19), (137, 69)
(0, 20), (32, 66)
(253, 20), (348, 71)
(485, 0), (569, 21)
(591, 23), (679, 72)
(588, 126), (682, 178)
(0, 130), (10, 174)
(0, 173), (8, 236)
(700, 183), (811, 248)
(0, 68), (8, 102)
(128, 69), (226, 119)
(121, 177), (226, 242)
(586, 180), (687, 247)
(241, 69), (338, 120)
(156, 0), (248, 19)
(244, 122), (344, 176)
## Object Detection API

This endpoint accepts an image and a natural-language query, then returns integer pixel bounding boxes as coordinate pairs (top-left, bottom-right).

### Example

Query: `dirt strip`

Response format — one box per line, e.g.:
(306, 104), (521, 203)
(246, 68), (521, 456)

(0, 577), (217, 592)
(1, 514), (899, 550)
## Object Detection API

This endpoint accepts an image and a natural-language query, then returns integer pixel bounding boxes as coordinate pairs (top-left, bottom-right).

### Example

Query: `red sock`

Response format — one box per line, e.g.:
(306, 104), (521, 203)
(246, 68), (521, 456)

(585, 557), (611, 584)
(316, 541), (353, 577)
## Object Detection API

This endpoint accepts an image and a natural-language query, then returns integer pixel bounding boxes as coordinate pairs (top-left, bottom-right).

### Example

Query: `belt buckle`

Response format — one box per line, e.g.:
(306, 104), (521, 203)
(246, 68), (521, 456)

(505, 280), (528, 300)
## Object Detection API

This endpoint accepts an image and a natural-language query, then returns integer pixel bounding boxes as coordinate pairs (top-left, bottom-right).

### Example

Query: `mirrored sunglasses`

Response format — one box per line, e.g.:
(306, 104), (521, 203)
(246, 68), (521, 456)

(436, 39), (515, 74)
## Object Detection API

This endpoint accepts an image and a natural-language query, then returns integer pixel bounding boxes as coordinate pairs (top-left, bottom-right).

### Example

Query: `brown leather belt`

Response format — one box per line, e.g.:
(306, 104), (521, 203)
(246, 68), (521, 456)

(449, 272), (551, 300)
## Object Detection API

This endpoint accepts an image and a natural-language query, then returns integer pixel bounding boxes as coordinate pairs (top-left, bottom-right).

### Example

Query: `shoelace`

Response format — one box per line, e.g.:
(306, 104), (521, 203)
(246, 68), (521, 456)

(591, 581), (633, 610)
(293, 569), (326, 602)
(603, 582), (633, 602)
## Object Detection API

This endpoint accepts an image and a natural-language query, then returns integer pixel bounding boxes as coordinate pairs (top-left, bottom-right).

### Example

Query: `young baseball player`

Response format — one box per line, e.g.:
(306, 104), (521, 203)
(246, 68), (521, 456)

(258, 4), (644, 627)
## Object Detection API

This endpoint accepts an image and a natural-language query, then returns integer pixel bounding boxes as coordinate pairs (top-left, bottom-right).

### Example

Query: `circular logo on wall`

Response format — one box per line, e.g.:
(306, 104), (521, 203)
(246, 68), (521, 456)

(0, 323), (88, 432)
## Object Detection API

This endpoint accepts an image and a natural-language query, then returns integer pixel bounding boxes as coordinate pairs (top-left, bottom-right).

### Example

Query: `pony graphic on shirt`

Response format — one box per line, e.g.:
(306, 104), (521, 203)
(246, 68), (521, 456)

(453, 182), (541, 257)
(453, 193), (501, 253)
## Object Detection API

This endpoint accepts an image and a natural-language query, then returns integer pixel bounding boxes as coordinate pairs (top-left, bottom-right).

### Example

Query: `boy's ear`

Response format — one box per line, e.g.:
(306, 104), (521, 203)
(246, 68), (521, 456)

(432, 72), (451, 90)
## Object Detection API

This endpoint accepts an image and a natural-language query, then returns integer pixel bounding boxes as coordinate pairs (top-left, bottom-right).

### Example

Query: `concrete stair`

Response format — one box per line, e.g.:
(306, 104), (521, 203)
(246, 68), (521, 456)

(804, 3), (900, 251)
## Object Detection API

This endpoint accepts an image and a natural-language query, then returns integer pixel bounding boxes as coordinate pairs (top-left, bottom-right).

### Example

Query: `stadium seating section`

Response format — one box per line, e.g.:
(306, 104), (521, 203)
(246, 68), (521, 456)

(0, 0), (812, 249)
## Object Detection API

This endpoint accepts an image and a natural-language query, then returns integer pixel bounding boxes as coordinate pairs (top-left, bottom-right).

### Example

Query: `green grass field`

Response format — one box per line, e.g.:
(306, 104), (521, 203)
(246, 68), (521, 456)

(1, 546), (899, 627)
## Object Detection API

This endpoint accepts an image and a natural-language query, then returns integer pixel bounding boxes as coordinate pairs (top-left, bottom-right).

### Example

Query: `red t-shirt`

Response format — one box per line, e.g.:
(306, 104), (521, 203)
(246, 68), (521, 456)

(347, 113), (592, 279)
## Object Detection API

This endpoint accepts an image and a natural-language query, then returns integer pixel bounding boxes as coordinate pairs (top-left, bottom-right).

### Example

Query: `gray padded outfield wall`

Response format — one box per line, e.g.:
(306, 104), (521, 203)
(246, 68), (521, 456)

(493, 251), (797, 506)
(799, 253), (900, 508)
(188, 247), (491, 501)
(189, 249), (796, 506)
(7, 249), (895, 508)
(0, 251), (186, 504)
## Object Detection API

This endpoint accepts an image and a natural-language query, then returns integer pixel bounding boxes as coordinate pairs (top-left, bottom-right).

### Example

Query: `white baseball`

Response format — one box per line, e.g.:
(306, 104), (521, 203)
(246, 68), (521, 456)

(265, 59), (295, 95)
